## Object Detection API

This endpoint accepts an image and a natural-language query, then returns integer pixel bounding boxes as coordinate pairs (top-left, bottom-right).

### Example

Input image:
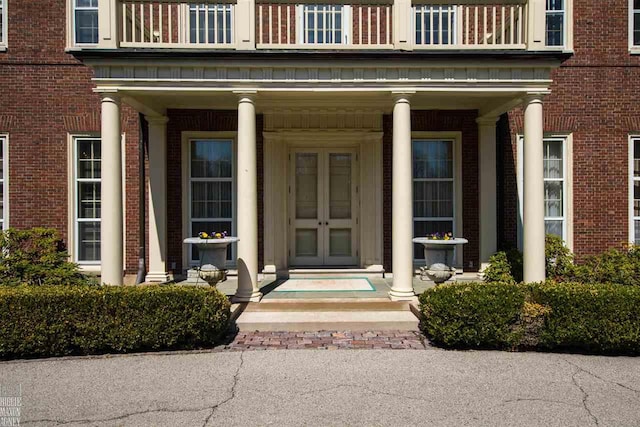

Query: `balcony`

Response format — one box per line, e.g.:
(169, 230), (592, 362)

(92, 0), (548, 51)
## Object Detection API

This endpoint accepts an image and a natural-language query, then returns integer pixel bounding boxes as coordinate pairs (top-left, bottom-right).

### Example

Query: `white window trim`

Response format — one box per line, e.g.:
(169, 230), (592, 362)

(630, 0), (640, 53)
(72, 0), (99, 46)
(630, 135), (640, 245)
(0, 134), (8, 229)
(296, 5), (351, 45)
(181, 131), (238, 271)
(545, 0), (566, 48)
(517, 133), (574, 251)
(0, 0), (7, 50)
(67, 133), (126, 272)
(411, 132), (464, 269)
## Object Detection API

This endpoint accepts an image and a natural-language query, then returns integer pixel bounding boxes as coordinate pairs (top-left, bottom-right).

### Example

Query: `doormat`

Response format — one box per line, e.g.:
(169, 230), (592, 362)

(274, 278), (376, 292)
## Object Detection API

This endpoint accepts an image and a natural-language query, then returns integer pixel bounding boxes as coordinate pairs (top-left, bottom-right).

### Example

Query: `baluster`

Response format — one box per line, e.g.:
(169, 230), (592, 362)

(517, 5), (522, 45)
(483, 6), (487, 45)
(268, 5), (273, 44)
(149, 3), (153, 44)
(500, 6), (505, 45)
(465, 5), (469, 45)
(474, 6), (478, 44)
(509, 5), (514, 45)
(386, 5), (390, 44)
(286, 5), (291, 44)
(492, 6), (496, 45)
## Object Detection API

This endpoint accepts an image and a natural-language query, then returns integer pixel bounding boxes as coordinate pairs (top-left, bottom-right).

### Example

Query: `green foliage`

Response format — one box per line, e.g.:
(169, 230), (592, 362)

(419, 282), (526, 349)
(0, 228), (91, 286)
(482, 252), (516, 284)
(545, 234), (575, 280)
(420, 281), (640, 355)
(573, 246), (640, 287)
(530, 281), (640, 354)
(0, 285), (231, 358)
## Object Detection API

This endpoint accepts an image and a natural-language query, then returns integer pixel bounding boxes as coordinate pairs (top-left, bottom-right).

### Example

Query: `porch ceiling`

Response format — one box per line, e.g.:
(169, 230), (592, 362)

(123, 90), (528, 117)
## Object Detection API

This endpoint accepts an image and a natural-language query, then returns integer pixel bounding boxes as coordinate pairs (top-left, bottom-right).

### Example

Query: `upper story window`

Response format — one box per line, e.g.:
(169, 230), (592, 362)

(414, 5), (456, 46)
(189, 4), (234, 44)
(0, 0), (6, 47)
(299, 5), (348, 44)
(632, 0), (640, 48)
(546, 0), (565, 47)
(74, 0), (99, 45)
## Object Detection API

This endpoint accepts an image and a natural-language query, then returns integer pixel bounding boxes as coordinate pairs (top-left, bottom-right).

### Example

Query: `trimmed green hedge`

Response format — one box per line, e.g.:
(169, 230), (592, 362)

(0, 285), (231, 359)
(419, 281), (640, 355)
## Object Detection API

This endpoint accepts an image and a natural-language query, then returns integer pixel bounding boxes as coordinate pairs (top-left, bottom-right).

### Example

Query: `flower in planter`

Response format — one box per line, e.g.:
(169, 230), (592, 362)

(198, 231), (228, 239)
(426, 232), (453, 241)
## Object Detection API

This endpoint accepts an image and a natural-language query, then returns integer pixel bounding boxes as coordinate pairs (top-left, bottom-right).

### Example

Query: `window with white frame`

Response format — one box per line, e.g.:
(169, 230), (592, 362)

(413, 139), (455, 259)
(0, 0), (6, 46)
(517, 136), (570, 246)
(543, 138), (566, 238)
(632, 137), (640, 245)
(299, 5), (348, 44)
(0, 136), (7, 229)
(74, 138), (101, 263)
(189, 139), (234, 264)
(189, 4), (234, 44)
(414, 5), (456, 45)
(632, 0), (640, 48)
(546, 0), (565, 47)
(74, 0), (99, 44)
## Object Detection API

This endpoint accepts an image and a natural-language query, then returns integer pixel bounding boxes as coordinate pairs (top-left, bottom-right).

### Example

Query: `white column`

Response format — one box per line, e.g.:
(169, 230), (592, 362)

(477, 116), (498, 272)
(393, 0), (413, 50)
(234, 93), (262, 302)
(145, 116), (171, 283)
(389, 94), (415, 301)
(100, 93), (124, 285)
(523, 95), (546, 283)
(98, 0), (120, 49)
(235, 0), (256, 50)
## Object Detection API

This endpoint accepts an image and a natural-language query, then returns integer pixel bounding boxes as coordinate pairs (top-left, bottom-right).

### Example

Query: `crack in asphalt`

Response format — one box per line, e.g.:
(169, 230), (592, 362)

(202, 351), (245, 427)
(563, 357), (640, 396)
(22, 352), (246, 427)
(499, 397), (581, 408)
(570, 368), (600, 427)
(299, 383), (431, 402)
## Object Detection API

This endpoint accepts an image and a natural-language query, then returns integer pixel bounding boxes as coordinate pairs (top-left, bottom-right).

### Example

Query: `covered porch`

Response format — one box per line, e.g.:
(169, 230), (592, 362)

(88, 53), (556, 300)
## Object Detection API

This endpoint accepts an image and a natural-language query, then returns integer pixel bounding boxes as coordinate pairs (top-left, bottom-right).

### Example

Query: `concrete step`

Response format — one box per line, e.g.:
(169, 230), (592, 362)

(284, 268), (385, 279)
(233, 301), (420, 332)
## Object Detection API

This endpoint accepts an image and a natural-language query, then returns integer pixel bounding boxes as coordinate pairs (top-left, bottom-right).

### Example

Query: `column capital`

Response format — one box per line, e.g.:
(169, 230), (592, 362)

(391, 91), (415, 104)
(233, 90), (258, 103)
(523, 92), (547, 105)
(145, 115), (169, 126)
(96, 90), (121, 105)
(476, 116), (499, 126)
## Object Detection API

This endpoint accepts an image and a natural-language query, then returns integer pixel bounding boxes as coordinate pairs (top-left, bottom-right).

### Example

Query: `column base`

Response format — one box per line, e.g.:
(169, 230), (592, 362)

(232, 291), (263, 303)
(388, 289), (417, 301)
(145, 272), (173, 283)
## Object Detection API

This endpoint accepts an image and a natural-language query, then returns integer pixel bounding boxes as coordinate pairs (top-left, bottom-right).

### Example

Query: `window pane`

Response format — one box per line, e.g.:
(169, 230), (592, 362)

(78, 182), (101, 219)
(0, 182), (3, 219)
(546, 0), (563, 11)
(191, 181), (232, 219)
(413, 140), (453, 179)
(413, 220), (454, 259)
(544, 140), (563, 179)
(78, 221), (100, 262)
(329, 229), (351, 257)
(75, 10), (98, 44)
(546, 13), (564, 46)
(634, 181), (640, 217)
(545, 220), (563, 238)
(636, 220), (640, 246)
(634, 0), (640, 9)
(544, 181), (563, 217)
(329, 153), (351, 219)
(303, 5), (343, 44)
(77, 140), (101, 179)
(76, 0), (98, 7)
(296, 153), (318, 219)
(191, 221), (232, 261)
(190, 140), (232, 178)
(413, 181), (453, 218)
(634, 13), (640, 46)
(635, 140), (640, 177)
(296, 229), (318, 257)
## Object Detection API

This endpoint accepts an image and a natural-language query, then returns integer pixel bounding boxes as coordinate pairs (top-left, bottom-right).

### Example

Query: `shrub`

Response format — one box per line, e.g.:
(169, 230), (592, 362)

(573, 246), (640, 287)
(545, 234), (575, 280)
(0, 228), (90, 286)
(530, 282), (640, 354)
(482, 252), (515, 284)
(419, 282), (526, 349)
(419, 281), (640, 355)
(0, 285), (231, 358)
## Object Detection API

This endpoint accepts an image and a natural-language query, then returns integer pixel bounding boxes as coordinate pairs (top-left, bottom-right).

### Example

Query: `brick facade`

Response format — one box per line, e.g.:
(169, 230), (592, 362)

(500, 0), (640, 258)
(2, 0), (638, 275)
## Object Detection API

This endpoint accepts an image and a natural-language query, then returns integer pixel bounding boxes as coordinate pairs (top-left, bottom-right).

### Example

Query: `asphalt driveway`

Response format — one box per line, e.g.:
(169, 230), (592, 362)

(1, 348), (639, 426)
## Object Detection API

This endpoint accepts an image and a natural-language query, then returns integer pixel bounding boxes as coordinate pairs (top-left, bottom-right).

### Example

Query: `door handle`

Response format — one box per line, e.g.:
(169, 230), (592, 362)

(325, 222), (329, 226)
(318, 222), (322, 226)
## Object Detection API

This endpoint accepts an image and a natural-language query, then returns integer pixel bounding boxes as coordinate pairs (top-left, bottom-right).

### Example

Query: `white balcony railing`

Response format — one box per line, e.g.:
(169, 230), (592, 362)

(412, 3), (526, 49)
(120, 2), (235, 48)
(96, 0), (543, 50)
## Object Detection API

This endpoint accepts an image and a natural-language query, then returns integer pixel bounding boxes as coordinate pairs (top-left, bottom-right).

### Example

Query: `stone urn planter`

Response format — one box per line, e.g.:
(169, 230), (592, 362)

(183, 237), (239, 286)
(412, 237), (468, 284)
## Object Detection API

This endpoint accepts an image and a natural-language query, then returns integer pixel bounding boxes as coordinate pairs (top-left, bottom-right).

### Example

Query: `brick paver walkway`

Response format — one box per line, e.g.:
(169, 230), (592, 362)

(222, 331), (428, 350)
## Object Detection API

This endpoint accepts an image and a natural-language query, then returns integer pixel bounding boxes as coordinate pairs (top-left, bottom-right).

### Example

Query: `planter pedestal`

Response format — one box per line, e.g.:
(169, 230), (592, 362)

(183, 237), (239, 286)
(412, 238), (469, 284)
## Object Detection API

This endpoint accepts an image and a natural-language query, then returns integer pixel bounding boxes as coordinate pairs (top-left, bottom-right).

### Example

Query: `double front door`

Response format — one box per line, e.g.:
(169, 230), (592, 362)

(289, 148), (359, 266)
